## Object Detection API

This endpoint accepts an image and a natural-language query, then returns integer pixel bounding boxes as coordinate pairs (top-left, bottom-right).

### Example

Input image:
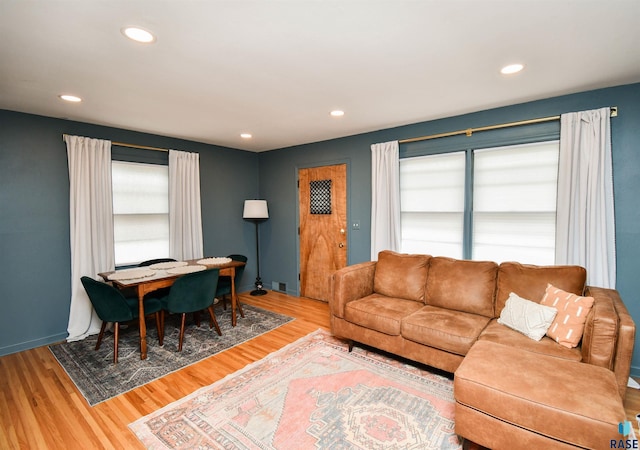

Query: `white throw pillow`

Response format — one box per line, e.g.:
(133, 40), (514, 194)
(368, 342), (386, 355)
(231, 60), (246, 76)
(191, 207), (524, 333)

(497, 292), (558, 341)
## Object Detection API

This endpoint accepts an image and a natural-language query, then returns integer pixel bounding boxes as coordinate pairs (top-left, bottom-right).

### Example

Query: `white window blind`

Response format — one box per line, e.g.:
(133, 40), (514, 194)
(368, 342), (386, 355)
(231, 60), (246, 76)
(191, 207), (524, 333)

(112, 161), (169, 266)
(472, 141), (559, 264)
(400, 152), (466, 258)
(399, 140), (559, 264)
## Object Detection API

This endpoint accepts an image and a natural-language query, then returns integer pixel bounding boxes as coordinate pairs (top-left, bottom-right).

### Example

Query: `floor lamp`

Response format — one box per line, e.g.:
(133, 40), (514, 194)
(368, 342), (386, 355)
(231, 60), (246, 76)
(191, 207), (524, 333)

(243, 199), (269, 296)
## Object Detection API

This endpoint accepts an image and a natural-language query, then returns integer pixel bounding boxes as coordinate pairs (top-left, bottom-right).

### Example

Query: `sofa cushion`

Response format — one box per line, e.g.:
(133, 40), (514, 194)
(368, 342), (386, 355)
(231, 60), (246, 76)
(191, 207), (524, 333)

(497, 292), (557, 341)
(541, 284), (595, 348)
(425, 257), (497, 317)
(495, 262), (586, 317)
(373, 250), (430, 302)
(478, 320), (582, 362)
(402, 305), (491, 356)
(344, 294), (424, 336)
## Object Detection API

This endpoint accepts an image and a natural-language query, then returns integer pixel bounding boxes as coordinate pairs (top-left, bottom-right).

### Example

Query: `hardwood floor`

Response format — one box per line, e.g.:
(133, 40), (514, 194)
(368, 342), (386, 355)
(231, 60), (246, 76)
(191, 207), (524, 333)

(1, 291), (639, 449)
(0, 292), (329, 449)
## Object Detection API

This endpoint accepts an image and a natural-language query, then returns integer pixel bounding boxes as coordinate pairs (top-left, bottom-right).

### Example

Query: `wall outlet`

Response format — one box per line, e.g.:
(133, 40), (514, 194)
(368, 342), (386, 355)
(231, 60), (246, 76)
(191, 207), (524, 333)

(352, 220), (360, 230)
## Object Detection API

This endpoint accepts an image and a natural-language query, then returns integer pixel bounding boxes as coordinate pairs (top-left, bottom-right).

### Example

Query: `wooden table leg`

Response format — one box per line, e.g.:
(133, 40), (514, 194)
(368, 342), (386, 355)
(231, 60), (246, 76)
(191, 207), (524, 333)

(137, 287), (147, 360)
(230, 268), (237, 327)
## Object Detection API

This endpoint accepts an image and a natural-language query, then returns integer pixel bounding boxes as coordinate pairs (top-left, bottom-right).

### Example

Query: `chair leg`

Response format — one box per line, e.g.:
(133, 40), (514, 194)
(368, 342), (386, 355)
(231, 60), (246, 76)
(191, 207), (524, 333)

(207, 306), (222, 336)
(178, 313), (187, 351)
(155, 312), (163, 346)
(113, 323), (119, 364)
(160, 310), (166, 343)
(223, 294), (244, 318)
(96, 321), (107, 351)
(194, 311), (201, 328)
(236, 298), (245, 318)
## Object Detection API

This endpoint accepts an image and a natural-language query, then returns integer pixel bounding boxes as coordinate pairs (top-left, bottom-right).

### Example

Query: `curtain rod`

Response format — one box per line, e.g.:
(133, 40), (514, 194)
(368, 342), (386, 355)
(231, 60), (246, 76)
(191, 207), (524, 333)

(62, 134), (169, 152)
(398, 106), (618, 145)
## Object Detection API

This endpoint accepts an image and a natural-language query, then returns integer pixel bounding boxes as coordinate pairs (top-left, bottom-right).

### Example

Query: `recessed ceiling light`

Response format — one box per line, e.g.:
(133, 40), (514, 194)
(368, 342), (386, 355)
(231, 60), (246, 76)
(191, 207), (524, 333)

(240, 133), (252, 139)
(121, 27), (156, 43)
(59, 94), (82, 103)
(330, 110), (345, 117)
(501, 63), (524, 75)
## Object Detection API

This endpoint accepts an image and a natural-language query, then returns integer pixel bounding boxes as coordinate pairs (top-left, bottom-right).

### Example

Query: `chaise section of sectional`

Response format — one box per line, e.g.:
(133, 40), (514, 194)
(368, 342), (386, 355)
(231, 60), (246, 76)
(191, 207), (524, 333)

(455, 340), (625, 449)
(482, 261), (629, 397)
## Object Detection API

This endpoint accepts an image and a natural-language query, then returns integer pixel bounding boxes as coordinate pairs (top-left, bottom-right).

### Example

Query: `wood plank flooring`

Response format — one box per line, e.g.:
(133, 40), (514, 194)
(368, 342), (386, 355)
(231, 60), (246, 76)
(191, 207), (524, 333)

(0, 292), (329, 449)
(1, 291), (639, 449)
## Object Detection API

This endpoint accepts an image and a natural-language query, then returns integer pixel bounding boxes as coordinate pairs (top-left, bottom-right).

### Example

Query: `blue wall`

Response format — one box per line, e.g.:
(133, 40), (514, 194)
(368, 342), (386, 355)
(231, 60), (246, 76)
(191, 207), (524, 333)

(257, 83), (640, 375)
(2, 83), (639, 375)
(0, 110), (259, 355)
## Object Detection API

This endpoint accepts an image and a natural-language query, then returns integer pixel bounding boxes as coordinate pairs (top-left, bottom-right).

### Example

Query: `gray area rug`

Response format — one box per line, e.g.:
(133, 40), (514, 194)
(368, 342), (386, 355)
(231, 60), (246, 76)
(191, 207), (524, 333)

(49, 304), (294, 406)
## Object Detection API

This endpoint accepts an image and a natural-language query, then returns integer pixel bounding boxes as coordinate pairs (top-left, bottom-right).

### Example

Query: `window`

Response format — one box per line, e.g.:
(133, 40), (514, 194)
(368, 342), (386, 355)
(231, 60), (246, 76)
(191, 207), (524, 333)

(112, 161), (169, 266)
(400, 152), (466, 258)
(400, 140), (559, 265)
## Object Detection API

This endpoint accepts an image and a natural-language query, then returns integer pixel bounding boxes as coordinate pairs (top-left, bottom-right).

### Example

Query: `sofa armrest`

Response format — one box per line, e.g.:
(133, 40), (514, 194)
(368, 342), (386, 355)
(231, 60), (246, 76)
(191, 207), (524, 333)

(330, 261), (377, 318)
(581, 286), (618, 370)
(612, 290), (636, 401)
(584, 286), (635, 399)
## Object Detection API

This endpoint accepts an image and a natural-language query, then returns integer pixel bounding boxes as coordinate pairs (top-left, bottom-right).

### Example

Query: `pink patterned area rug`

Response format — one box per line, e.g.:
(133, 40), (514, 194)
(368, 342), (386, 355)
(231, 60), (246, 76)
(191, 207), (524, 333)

(129, 329), (461, 449)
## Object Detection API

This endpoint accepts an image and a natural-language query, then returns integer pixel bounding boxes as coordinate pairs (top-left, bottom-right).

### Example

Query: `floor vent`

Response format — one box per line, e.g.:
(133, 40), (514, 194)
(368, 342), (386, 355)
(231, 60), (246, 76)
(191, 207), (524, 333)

(271, 281), (287, 292)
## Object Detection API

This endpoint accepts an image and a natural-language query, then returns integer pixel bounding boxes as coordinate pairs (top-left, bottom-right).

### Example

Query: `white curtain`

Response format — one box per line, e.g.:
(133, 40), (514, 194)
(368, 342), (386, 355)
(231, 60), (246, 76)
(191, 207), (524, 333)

(556, 107), (616, 288)
(371, 140), (401, 260)
(65, 135), (115, 341)
(169, 149), (204, 260)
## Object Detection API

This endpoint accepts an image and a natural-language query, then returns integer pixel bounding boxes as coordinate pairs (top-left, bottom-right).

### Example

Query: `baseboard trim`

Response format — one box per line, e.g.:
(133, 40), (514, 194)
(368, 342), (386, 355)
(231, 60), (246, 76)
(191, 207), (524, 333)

(0, 332), (68, 357)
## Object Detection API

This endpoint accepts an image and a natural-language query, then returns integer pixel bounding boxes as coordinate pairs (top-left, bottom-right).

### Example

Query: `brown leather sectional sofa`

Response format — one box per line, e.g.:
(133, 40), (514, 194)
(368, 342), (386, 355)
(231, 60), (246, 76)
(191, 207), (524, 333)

(329, 250), (636, 449)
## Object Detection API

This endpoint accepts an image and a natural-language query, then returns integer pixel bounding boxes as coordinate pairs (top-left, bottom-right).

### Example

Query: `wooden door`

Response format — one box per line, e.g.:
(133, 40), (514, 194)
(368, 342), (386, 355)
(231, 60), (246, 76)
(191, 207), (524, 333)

(299, 164), (347, 301)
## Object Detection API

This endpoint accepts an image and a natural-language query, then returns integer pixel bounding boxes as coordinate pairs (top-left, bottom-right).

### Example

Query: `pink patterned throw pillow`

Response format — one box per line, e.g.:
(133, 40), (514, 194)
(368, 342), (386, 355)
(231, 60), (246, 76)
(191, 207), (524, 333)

(540, 283), (595, 348)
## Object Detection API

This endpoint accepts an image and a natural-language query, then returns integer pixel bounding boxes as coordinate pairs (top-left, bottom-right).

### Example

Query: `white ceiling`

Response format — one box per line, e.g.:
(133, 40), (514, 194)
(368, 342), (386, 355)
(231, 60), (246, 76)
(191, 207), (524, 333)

(1, 1), (639, 152)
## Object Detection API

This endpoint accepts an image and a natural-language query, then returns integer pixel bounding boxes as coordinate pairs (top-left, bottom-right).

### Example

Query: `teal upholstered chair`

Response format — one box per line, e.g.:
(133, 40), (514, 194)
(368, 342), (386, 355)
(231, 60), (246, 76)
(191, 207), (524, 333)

(159, 268), (221, 351)
(217, 254), (248, 318)
(80, 276), (163, 364)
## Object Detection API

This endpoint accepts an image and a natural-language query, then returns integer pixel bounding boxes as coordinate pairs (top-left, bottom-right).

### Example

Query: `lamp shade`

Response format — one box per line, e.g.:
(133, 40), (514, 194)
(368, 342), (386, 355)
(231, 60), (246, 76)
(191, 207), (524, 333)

(243, 200), (269, 219)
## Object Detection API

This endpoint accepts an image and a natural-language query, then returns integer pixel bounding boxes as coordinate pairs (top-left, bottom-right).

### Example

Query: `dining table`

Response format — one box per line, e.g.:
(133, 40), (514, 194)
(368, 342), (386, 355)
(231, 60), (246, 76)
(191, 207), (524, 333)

(98, 258), (246, 360)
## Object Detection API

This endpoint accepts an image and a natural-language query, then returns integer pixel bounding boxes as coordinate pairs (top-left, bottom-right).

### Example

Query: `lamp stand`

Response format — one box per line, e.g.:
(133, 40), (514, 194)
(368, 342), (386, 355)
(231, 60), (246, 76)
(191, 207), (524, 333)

(250, 219), (267, 296)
